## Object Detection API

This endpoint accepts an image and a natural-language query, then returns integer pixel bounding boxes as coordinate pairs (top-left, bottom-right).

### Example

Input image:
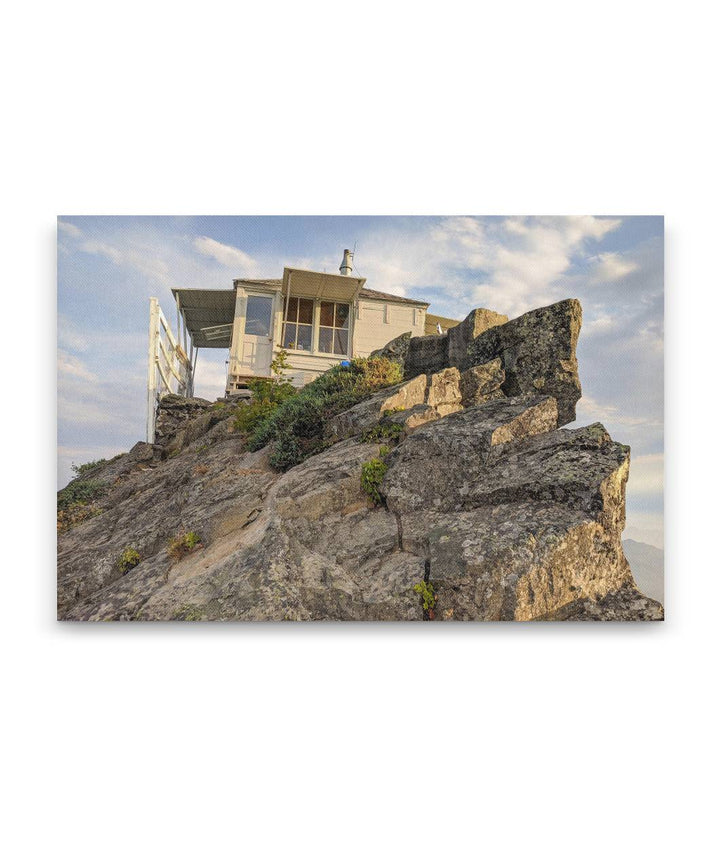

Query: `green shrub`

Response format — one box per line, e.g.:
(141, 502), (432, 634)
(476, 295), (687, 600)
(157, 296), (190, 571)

(248, 357), (403, 471)
(361, 457), (388, 504)
(71, 459), (107, 476)
(57, 478), (106, 511)
(233, 349), (296, 436)
(118, 547), (141, 574)
(413, 581), (436, 612)
(57, 477), (108, 534)
(360, 421), (405, 444)
(168, 530), (202, 562)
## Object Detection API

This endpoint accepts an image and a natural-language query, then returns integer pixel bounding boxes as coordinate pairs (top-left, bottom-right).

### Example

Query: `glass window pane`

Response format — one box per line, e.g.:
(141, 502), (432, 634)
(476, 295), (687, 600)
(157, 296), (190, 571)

(283, 297), (298, 322)
(245, 295), (273, 336)
(295, 323), (312, 350)
(283, 323), (298, 349)
(318, 327), (334, 353)
(297, 298), (314, 325)
(334, 329), (348, 355)
(320, 301), (335, 326)
(335, 303), (350, 329)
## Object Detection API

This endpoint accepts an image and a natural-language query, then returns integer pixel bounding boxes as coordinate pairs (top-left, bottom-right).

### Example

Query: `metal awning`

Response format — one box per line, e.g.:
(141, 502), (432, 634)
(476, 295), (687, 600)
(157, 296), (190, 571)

(171, 288), (236, 348)
(281, 267), (366, 302)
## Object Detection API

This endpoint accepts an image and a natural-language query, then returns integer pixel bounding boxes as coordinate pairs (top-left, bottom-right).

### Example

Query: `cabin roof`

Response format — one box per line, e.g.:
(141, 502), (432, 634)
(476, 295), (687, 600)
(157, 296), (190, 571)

(173, 278), (431, 350)
(171, 288), (235, 349)
(233, 278), (429, 308)
(358, 287), (429, 308)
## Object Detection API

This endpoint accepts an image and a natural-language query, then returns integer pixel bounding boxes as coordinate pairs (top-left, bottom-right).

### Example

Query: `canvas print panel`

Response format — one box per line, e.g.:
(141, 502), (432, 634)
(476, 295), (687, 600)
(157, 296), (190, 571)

(57, 216), (664, 621)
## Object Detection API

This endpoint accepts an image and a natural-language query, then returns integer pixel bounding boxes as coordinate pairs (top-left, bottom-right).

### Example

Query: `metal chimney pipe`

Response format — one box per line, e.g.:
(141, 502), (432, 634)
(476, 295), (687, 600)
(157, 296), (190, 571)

(339, 248), (353, 276)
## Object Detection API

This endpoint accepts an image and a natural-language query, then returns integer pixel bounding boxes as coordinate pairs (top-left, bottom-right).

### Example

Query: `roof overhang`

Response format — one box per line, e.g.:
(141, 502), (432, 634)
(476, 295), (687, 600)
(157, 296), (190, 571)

(171, 288), (236, 349)
(282, 267), (366, 303)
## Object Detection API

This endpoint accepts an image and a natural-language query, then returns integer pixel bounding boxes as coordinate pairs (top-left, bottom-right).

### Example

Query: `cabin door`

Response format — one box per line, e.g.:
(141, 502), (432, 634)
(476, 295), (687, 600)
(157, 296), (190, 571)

(242, 294), (274, 376)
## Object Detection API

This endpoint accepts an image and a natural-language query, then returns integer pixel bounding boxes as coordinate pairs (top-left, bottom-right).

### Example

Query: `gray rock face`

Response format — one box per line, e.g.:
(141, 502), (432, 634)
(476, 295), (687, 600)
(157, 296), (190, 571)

(537, 583), (664, 621)
(58, 391), (660, 621)
(426, 367), (463, 416)
(467, 299), (582, 426)
(57, 297), (658, 622)
(397, 300), (581, 427)
(381, 404), (642, 621)
(369, 331), (412, 365)
(447, 308), (508, 371)
(404, 334), (448, 379)
(325, 375), (428, 440)
(459, 358), (505, 406)
(326, 368), (464, 440)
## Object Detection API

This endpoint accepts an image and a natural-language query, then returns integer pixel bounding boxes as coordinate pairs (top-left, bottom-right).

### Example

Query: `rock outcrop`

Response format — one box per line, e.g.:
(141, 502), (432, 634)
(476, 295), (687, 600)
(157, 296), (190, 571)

(57, 297), (661, 622)
(381, 299), (582, 426)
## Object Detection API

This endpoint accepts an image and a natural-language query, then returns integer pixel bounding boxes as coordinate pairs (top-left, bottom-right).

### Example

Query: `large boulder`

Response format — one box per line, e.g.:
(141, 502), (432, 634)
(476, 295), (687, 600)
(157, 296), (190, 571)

(467, 299), (582, 426)
(400, 300), (581, 426)
(404, 334), (448, 379)
(326, 368), (464, 440)
(325, 374), (428, 440)
(381, 404), (647, 621)
(446, 308), (508, 370)
(369, 331), (412, 366)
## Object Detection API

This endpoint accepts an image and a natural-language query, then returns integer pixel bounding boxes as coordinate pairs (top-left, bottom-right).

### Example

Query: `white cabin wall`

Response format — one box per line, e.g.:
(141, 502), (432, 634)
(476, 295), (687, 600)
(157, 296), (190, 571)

(227, 289), (428, 391)
(352, 299), (425, 358)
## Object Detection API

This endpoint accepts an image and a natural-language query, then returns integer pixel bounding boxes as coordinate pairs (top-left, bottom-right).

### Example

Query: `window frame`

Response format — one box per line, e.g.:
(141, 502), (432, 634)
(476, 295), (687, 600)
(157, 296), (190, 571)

(281, 297), (352, 358)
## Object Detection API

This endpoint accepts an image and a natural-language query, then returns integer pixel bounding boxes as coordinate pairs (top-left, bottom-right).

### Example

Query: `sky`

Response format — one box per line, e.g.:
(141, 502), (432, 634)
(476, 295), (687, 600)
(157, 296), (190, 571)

(57, 215), (664, 547)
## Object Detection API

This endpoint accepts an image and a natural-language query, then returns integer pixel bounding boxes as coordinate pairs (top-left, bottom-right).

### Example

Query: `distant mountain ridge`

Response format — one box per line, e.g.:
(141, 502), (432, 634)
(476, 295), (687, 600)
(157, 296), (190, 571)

(623, 539), (664, 605)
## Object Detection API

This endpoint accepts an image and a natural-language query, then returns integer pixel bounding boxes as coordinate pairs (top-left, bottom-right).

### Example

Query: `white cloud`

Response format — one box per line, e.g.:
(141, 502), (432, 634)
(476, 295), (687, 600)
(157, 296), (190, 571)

(80, 239), (123, 264)
(583, 313), (615, 337)
(58, 349), (97, 382)
(589, 252), (639, 284)
(193, 236), (257, 272)
(335, 215), (624, 319)
(58, 220), (82, 238)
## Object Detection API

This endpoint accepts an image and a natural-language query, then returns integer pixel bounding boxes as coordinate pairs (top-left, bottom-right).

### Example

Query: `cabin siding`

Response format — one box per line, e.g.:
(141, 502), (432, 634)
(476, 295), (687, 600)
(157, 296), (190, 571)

(352, 298), (425, 357)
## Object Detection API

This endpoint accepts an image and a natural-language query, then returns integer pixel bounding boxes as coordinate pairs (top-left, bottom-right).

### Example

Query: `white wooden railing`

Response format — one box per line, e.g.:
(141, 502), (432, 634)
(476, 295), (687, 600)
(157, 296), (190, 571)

(146, 297), (193, 442)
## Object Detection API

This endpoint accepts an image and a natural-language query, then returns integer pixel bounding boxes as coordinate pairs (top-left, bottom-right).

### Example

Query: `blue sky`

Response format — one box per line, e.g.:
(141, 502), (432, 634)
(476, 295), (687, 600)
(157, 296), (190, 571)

(57, 215), (664, 547)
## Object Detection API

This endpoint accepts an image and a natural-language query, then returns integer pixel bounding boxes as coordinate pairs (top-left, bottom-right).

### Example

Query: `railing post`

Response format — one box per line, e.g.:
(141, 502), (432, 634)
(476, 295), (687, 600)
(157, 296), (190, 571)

(146, 298), (160, 443)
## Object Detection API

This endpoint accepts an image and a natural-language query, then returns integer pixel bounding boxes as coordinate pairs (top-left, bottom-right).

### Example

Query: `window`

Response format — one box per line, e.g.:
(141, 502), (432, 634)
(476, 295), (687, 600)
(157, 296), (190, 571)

(281, 298), (350, 355)
(318, 301), (349, 355)
(282, 297), (314, 350)
(244, 295), (273, 337)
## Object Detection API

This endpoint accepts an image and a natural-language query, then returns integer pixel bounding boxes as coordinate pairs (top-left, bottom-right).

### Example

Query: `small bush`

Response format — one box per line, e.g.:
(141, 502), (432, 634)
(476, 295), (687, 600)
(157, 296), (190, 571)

(361, 421), (405, 444)
(57, 504), (102, 534)
(57, 478), (107, 511)
(168, 530), (202, 562)
(233, 349), (296, 436)
(248, 357), (403, 470)
(361, 458), (388, 505)
(118, 547), (141, 575)
(71, 459), (107, 476)
(413, 581), (436, 612)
